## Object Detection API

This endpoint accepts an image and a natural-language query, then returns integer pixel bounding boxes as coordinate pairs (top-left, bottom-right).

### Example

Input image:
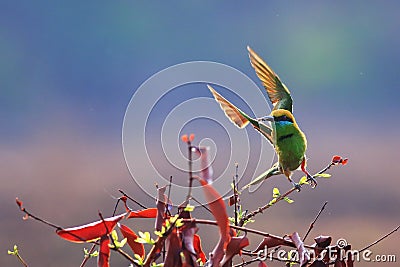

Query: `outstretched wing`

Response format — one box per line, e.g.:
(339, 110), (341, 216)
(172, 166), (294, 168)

(207, 85), (273, 144)
(247, 46), (293, 112)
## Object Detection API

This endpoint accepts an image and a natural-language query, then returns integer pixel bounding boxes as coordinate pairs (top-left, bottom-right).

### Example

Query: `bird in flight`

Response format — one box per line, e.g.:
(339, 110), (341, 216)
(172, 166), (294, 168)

(207, 46), (316, 191)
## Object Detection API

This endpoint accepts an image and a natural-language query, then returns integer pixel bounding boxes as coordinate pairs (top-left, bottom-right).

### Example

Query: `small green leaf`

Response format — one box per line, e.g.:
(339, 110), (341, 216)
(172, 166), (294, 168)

(151, 262), (164, 267)
(184, 204), (195, 212)
(91, 251), (99, 257)
(175, 218), (184, 228)
(111, 230), (118, 242)
(135, 231), (155, 245)
(284, 197), (294, 204)
(154, 230), (163, 237)
(299, 176), (309, 185)
(119, 238), (127, 248)
(272, 187), (280, 198)
(8, 245), (18, 255)
(268, 198), (277, 206)
(133, 253), (145, 266)
(315, 173), (331, 178)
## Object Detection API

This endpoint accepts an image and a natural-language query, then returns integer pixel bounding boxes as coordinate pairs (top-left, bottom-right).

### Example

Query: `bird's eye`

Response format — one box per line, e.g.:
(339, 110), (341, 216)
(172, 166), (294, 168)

(274, 115), (293, 123)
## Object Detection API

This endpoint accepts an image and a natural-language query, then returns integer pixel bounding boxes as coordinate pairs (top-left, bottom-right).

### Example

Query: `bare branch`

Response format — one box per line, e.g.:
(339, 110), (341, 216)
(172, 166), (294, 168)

(359, 225), (400, 253)
(303, 201), (328, 242)
(118, 189), (147, 209)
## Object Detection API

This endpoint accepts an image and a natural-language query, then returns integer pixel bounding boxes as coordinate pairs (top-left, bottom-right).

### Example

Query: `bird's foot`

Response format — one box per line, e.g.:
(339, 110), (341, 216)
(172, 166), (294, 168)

(307, 175), (318, 188)
(291, 181), (302, 192)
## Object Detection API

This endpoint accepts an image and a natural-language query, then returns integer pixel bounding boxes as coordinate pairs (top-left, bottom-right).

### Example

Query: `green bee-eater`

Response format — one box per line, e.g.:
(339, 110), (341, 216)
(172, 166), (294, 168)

(207, 46), (316, 190)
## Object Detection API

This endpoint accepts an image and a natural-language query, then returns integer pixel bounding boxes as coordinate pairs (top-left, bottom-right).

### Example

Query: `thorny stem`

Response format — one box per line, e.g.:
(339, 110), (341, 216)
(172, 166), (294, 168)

(239, 160), (338, 227)
(303, 201), (328, 242)
(358, 225), (400, 253)
(118, 189), (147, 209)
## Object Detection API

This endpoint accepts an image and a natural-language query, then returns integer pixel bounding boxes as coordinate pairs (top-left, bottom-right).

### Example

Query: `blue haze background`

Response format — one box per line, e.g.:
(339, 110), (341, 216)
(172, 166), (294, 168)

(1, 1), (399, 266)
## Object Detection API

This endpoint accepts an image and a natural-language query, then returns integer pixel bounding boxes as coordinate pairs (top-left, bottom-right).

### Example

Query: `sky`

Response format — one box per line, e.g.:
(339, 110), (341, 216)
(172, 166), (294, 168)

(1, 1), (399, 267)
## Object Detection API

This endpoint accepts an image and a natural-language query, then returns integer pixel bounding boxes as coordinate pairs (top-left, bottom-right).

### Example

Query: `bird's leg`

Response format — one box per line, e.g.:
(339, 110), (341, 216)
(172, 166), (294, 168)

(285, 171), (301, 192)
(301, 159), (317, 188)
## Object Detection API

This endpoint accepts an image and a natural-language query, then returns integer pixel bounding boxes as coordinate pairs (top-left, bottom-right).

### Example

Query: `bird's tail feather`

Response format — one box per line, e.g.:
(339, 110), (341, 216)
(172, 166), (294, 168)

(242, 163), (281, 190)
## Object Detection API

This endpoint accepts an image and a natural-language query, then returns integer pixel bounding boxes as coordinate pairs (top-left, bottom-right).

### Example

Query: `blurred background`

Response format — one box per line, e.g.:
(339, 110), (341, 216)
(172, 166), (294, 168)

(1, 1), (399, 266)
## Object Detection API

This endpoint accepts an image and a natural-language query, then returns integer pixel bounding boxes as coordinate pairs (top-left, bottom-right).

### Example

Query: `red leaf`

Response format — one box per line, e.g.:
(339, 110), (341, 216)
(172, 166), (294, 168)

(290, 232), (310, 267)
(118, 223), (145, 259)
(196, 177), (230, 266)
(258, 261), (268, 267)
(221, 236), (250, 267)
(181, 135), (189, 143)
(253, 236), (288, 252)
(309, 260), (327, 267)
(155, 186), (167, 231)
(189, 133), (195, 142)
(127, 208), (157, 218)
(194, 147), (214, 183)
(98, 235), (110, 267)
(331, 155), (342, 163)
(181, 222), (198, 259)
(56, 213), (125, 243)
(314, 235), (332, 248)
(193, 234), (206, 264)
(164, 228), (182, 267)
(16, 198), (23, 210)
(331, 155), (348, 165)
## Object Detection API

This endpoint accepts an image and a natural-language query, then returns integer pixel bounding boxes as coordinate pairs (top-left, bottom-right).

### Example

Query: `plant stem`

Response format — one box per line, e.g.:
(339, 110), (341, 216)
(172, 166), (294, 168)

(359, 225), (400, 253)
(303, 201), (328, 242)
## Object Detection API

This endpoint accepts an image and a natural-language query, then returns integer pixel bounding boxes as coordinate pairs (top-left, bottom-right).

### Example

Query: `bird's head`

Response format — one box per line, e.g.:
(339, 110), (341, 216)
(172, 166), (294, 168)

(262, 109), (296, 125)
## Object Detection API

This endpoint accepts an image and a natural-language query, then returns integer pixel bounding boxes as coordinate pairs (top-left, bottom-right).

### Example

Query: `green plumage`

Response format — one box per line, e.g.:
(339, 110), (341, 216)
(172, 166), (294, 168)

(208, 46), (313, 190)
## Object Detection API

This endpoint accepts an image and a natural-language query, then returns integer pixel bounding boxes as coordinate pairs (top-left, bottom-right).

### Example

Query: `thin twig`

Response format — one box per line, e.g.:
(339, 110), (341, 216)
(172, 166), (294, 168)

(182, 218), (318, 250)
(190, 196), (213, 214)
(303, 201), (328, 242)
(118, 189), (147, 209)
(239, 159), (338, 227)
(359, 225), (400, 253)
(237, 251), (300, 266)
(112, 198), (121, 217)
(17, 201), (95, 243)
(238, 187), (297, 226)
(186, 142), (194, 201)
(80, 244), (97, 267)
(234, 163), (239, 226)
(165, 176), (173, 217)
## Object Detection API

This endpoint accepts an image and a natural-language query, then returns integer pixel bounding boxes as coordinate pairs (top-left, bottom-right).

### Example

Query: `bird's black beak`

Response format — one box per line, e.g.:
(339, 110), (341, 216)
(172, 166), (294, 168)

(258, 115), (274, 122)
